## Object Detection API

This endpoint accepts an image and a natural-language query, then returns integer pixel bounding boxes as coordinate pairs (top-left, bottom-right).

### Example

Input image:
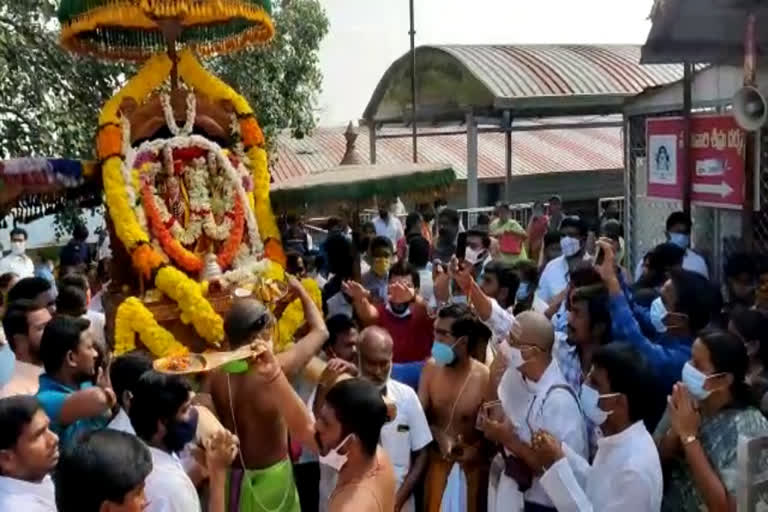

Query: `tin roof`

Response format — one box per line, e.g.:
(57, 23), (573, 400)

(642, 0), (768, 64)
(272, 119), (623, 185)
(364, 44), (683, 123)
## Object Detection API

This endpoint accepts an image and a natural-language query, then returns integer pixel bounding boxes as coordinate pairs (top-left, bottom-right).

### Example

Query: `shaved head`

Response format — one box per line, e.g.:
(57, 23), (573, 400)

(516, 311), (554, 352)
(359, 327), (393, 356)
(358, 327), (393, 388)
(225, 299), (272, 348)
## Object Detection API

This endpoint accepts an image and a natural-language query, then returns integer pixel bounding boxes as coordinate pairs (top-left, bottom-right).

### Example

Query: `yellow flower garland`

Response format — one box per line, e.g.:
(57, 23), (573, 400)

(155, 266), (224, 345)
(99, 52), (172, 126)
(114, 297), (188, 357)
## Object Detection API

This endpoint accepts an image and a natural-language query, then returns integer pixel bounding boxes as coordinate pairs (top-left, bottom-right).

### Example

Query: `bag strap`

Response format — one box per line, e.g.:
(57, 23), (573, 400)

(526, 383), (581, 433)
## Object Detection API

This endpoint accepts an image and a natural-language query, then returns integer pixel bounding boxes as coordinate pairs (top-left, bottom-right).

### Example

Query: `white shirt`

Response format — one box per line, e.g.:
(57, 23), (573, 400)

(83, 310), (107, 350)
(634, 248), (709, 280)
(144, 446), (201, 512)
(373, 215), (404, 246)
(0, 254), (34, 279)
(107, 407), (135, 434)
(497, 360), (587, 508)
(0, 475), (56, 512)
(540, 421), (662, 512)
(381, 380), (433, 512)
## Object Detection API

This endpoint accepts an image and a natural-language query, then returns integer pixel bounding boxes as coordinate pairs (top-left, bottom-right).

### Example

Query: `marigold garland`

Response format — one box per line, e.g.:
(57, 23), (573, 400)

(103, 157), (150, 251)
(217, 194), (245, 269)
(155, 266), (224, 345)
(114, 297), (188, 357)
(275, 278), (323, 352)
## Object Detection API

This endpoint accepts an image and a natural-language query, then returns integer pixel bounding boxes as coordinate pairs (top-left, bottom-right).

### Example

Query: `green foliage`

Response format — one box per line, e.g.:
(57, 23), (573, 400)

(208, 0), (329, 145)
(0, 0), (131, 159)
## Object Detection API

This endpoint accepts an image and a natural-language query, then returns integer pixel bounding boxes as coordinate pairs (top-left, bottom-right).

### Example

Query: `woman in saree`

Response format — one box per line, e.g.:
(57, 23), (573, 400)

(655, 328), (768, 511)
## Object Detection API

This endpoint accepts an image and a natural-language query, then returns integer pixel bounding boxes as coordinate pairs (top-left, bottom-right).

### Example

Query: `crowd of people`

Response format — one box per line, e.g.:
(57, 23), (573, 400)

(1, 197), (768, 512)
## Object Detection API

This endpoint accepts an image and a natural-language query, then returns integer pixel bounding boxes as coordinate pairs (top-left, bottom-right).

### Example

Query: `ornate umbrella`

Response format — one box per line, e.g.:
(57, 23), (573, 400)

(58, 0), (274, 61)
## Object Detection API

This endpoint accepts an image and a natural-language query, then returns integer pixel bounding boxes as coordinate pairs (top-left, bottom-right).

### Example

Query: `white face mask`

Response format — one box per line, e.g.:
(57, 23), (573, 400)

(319, 434), (353, 472)
(560, 236), (581, 258)
(499, 342), (526, 369)
(464, 246), (486, 266)
(11, 241), (25, 256)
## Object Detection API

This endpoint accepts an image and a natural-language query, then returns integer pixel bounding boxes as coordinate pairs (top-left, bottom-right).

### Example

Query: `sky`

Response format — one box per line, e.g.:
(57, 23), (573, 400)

(316, 0), (656, 126)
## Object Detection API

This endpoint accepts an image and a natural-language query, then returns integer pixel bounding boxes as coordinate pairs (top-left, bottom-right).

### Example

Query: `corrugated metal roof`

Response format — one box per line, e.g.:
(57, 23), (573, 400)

(440, 45), (682, 99)
(363, 44), (683, 122)
(271, 121), (623, 185)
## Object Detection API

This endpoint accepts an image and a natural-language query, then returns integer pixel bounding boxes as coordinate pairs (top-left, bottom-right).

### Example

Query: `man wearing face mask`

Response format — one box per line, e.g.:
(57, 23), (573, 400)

(0, 228), (34, 279)
(130, 371), (238, 512)
(373, 199), (405, 248)
(354, 327), (432, 512)
(532, 343), (662, 512)
(344, 262), (434, 390)
(479, 311), (587, 512)
(536, 217), (590, 325)
(362, 237), (395, 303)
(465, 227), (493, 278)
(633, 211), (708, 281)
(597, 240), (721, 402)
(418, 304), (490, 512)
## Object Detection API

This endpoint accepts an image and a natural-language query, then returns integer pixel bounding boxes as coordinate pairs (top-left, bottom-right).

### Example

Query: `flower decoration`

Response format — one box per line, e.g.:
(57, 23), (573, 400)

(115, 297), (188, 357)
(155, 266), (224, 345)
(275, 278), (322, 352)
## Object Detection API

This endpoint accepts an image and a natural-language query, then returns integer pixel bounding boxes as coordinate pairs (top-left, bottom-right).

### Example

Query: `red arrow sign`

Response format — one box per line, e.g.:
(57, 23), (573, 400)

(647, 115), (745, 209)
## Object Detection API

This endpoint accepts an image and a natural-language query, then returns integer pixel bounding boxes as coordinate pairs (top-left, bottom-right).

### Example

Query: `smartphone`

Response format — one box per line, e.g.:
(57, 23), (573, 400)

(456, 232), (467, 261)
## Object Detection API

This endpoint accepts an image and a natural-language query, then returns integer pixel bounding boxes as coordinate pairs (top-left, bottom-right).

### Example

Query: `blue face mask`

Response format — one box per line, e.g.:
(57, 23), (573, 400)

(669, 232), (690, 249)
(682, 362), (720, 401)
(431, 340), (456, 366)
(516, 282), (530, 302)
(650, 297), (668, 333)
(163, 407), (199, 453)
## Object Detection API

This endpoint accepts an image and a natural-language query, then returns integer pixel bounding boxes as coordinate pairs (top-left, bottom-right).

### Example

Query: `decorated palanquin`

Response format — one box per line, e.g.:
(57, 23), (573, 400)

(56, 0), (320, 358)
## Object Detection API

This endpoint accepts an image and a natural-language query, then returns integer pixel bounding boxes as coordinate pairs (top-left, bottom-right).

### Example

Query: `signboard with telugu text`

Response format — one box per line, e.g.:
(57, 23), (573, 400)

(646, 115), (746, 209)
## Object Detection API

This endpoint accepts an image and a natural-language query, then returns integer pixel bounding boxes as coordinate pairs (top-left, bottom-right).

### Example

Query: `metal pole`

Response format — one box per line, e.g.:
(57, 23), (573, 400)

(409, 0), (418, 163)
(503, 110), (512, 202)
(466, 111), (479, 208)
(682, 62), (692, 214)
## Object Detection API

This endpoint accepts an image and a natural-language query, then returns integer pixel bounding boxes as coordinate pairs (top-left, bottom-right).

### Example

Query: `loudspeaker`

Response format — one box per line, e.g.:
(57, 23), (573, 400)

(733, 85), (768, 131)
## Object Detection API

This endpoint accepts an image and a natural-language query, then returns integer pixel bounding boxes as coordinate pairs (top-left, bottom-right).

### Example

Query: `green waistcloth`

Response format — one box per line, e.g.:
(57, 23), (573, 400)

(226, 458), (300, 512)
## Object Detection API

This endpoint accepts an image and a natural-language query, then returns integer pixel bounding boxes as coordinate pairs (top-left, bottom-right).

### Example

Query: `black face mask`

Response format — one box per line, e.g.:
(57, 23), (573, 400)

(163, 408), (199, 453)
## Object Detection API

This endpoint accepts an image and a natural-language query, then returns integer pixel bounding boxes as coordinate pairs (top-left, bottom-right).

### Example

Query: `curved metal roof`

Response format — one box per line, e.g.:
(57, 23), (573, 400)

(363, 44), (683, 123)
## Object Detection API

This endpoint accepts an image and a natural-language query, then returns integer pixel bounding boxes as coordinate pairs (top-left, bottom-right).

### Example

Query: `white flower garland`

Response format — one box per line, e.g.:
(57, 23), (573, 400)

(126, 134), (263, 256)
(160, 91), (196, 136)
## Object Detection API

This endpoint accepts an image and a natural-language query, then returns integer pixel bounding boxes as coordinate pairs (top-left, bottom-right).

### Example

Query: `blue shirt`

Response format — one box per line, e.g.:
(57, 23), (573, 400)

(609, 292), (692, 394)
(36, 375), (108, 446)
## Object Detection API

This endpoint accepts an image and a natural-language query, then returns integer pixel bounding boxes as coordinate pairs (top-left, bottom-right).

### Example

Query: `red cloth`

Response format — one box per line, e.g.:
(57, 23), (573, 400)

(375, 303), (434, 363)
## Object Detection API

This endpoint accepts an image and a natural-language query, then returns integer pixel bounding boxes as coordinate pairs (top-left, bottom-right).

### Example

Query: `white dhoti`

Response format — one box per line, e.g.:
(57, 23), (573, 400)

(487, 454), (524, 512)
(440, 462), (468, 512)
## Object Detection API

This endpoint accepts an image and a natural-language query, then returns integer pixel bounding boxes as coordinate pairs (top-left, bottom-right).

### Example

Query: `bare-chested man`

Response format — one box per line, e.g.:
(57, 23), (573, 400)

(206, 277), (328, 512)
(418, 303), (490, 512)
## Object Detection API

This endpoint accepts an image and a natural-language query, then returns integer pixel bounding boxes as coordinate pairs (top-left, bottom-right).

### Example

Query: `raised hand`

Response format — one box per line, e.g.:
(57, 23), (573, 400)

(342, 280), (368, 303)
(204, 430), (239, 472)
(532, 430), (564, 470)
(388, 281), (415, 304)
(248, 341), (281, 383)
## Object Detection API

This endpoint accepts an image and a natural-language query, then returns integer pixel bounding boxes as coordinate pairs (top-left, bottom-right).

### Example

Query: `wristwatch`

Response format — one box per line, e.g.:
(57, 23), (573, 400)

(681, 434), (698, 446)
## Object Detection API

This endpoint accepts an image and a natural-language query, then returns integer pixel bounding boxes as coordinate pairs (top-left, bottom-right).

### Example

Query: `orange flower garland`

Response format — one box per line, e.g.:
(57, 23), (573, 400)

(240, 116), (264, 147)
(97, 124), (122, 160)
(132, 243), (168, 280)
(217, 194), (245, 269)
(141, 182), (204, 273)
